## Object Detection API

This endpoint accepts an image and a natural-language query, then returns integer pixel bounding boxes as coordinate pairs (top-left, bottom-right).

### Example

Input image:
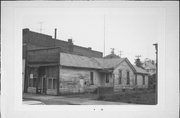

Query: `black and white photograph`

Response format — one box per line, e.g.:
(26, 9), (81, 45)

(22, 10), (159, 105)
(1, 1), (179, 118)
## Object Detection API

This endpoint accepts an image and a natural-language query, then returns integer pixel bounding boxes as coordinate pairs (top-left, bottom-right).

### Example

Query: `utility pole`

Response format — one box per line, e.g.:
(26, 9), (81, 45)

(103, 15), (106, 57)
(153, 43), (158, 104)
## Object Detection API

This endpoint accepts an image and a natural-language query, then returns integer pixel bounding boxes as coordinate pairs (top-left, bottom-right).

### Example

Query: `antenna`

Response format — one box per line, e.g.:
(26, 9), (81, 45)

(110, 48), (115, 54)
(119, 50), (123, 58)
(38, 21), (43, 33)
(135, 55), (141, 59)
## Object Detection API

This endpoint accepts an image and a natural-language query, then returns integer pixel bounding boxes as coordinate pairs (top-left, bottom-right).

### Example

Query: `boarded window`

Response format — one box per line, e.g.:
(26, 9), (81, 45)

(90, 72), (94, 85)
(119, 70), (122, 84)
(127, 71), (130, 85)
(143, 75), (145, 85)
(106, 73), (109, 83)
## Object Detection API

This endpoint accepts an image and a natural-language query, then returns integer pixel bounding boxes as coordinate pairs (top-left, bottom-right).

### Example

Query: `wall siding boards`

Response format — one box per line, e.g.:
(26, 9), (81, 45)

(59, 67), (100, 94)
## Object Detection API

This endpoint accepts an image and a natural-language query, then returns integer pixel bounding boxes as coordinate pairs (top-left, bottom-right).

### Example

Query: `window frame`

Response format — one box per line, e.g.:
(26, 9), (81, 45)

(118, 69), (122, 84)
(106, 73), (109, 83)
(135, 75), (137, 85)
(127, 71), (130, 85)
(142, 75), (145, 85)
(90, 72), (94, 85)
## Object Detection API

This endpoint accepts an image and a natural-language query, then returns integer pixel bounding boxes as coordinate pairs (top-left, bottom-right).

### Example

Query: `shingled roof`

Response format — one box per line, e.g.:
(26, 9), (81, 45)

(94, 58), (125, 69)
(60, 53), (102, 69)
(133, 65), (149, 74)
(60, 53), (149, 75)
(60, 53), (125, 69)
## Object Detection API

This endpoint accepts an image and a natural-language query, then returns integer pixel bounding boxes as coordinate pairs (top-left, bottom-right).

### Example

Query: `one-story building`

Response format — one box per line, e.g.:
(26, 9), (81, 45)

(26, 49), (149, 95)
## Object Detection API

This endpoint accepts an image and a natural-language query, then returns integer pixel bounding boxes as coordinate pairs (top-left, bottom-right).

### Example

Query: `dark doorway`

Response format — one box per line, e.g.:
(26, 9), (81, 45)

(36, 66), (47, 94)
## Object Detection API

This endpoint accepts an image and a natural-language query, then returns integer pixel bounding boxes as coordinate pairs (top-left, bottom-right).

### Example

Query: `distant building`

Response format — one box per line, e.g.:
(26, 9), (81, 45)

(142, 59), (156, 75)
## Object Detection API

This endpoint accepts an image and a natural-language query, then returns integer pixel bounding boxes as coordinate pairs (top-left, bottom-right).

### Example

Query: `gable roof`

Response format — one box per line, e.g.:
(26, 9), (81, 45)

(143, 61), (156, 69)
(133, 65), (149, 74)
(104, 53), (120, 59)
(60, 53), (102, 69)
(60, 52), (149, 75)
(60, 53), (125, 69)
(94, 58), (125, 69)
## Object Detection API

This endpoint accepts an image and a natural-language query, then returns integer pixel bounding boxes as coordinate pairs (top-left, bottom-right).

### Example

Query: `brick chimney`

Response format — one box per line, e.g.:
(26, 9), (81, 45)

(68, 39), (73, 52)
(88, 47), (92, 50)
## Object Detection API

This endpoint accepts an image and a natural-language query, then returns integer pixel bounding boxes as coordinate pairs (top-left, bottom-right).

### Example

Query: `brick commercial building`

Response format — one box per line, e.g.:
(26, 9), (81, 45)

(23, 28), (103, 58)
(23, 28), (148, 95)
(23, 28), (102, 93)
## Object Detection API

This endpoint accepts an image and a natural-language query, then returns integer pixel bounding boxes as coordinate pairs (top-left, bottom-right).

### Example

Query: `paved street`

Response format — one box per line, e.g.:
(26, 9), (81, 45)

(23, 93), (129, 105)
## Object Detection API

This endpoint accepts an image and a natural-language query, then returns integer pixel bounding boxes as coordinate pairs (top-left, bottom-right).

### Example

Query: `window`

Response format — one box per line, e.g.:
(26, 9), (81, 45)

(106, 73), (109, 83)
(127, 71), (130, 85)
(48, 79), (53, 89)
(135, 75), (137, 85)
(48, 78), (57, 89)
(33, 78), (37, 87)
(119, 70), (122, 84)
(29, 78), (33, 87)
(143, 75), (145, 85)
(29, 78), (37, 87)
(90, 72), (94, 85)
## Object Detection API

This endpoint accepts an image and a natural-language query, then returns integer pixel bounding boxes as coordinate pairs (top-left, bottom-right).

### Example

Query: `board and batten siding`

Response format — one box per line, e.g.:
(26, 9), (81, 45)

(59, 67), (100, 94)
(113, 60), (135, 92)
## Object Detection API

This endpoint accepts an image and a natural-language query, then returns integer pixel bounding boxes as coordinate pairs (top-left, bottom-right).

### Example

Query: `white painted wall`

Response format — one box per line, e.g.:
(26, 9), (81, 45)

(59, 67), (100, 93)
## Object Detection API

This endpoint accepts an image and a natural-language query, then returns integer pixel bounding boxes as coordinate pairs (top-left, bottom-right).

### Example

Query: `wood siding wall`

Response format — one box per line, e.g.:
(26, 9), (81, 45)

(59, 67), (101, 94)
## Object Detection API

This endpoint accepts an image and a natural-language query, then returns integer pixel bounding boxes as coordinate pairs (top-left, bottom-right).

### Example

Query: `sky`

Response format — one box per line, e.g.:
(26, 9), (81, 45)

(23, 8), (164, 64)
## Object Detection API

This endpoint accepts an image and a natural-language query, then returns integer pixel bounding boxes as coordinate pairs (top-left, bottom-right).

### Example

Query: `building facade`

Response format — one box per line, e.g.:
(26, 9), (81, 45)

(26, 51), (148, 95)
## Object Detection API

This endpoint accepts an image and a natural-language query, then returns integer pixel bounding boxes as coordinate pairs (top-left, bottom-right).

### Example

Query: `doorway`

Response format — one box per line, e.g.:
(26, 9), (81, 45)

(36, 66), (47, 94)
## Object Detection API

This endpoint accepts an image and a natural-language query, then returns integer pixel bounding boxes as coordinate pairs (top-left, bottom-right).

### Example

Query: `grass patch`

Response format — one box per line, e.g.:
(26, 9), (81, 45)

(97, 89), (157, 105)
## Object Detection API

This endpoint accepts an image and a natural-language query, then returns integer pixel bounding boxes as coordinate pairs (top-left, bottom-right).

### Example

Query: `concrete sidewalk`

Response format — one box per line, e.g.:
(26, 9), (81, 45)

(23, 93), (128, 105)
